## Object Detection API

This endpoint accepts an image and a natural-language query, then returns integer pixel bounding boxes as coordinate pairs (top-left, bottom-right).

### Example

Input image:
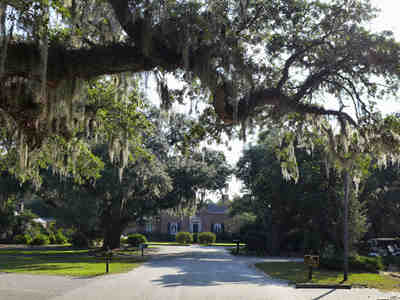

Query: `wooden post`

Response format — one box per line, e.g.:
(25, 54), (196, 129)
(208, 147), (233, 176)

(304, 255), (319, 281)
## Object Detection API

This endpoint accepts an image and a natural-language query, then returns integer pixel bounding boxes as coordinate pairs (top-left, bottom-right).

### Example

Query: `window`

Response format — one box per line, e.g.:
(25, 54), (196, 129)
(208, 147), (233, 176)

(169, 222), (178, 234)
(213, 223), (222, 233)
(145, 223), (152, 233)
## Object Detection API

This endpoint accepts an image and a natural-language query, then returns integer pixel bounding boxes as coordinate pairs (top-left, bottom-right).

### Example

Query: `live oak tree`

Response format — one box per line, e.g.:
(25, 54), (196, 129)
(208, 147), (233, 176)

(164, 148), (232, 214)
(0, 172), (29, 238)
(234, 132), (369, 255)
(360, 162), (400, 237)
(1, 0), (400, 268)
(1, 1), (400, 168)
(35, 101), (231, 248)
(91, 145), (172, 249)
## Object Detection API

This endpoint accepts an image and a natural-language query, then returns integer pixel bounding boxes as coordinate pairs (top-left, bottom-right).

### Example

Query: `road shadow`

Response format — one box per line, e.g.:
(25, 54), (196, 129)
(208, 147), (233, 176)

(148, 247), (289, 288)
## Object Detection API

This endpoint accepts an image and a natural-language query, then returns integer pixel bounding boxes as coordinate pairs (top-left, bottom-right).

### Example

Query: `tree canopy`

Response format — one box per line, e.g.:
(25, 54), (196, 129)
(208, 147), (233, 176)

(1, 1), (399, 150)
(234, 131), (369, 255)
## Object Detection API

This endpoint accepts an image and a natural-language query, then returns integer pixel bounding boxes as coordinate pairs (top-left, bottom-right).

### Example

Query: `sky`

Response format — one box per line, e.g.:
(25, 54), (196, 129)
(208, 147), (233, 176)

(370, 0), (400, 37)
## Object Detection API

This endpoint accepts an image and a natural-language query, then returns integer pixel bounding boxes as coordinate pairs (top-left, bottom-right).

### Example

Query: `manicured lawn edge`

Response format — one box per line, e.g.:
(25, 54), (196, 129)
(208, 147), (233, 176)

(209, 243), (246, 247)
(0, 246), (147, 277)
(255, 262), (400, 292)
(146, 242), (191, 246)
(146, 242), (246, 247)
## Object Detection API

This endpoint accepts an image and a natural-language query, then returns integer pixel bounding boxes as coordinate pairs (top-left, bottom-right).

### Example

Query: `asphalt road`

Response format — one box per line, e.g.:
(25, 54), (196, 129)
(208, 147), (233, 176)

(1, 245), (399, 300)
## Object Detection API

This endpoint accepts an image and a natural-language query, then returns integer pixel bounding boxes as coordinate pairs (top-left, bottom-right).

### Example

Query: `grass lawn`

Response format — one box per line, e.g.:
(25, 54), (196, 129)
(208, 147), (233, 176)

(255, 262), (400, 291)
(146, 242), (190, 246)
(210, 243), (246, 247)
(146, 242), (245, 247)
(0, 246), (146, 277)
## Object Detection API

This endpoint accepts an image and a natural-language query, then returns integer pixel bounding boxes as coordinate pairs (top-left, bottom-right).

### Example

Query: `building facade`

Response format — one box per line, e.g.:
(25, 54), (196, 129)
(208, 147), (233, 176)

(125, 204), (238, 235)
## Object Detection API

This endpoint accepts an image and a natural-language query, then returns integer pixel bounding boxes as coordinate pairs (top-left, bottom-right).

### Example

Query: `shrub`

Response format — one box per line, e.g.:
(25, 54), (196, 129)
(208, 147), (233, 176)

(198, 232), (216, 245)
(320, 254), (384, 273)
(120, 235), (128, 244)
(64, 228), (75, 242)
(176, 232), (193, 244)
(127, 233), (147, 247)
(383, 255), (400, 269)
(192, 232), (198, 243)
(71, 231), (90, 248)
(55, 230), (68, 244)
(14, 233), (31, 245)
(30, 233), (50, 246)
(49, 232), (57, 244)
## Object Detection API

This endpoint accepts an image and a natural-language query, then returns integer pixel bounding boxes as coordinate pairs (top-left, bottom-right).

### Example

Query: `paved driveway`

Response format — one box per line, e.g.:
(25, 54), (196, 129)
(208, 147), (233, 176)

(1, 245), (399, 300)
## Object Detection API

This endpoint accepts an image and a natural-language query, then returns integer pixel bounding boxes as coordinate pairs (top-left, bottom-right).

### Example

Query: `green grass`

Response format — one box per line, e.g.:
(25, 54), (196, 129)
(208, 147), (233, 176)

(0, 247), (145, 277)
(255, 262), (400, 291)
(209, 243), (246, 247)
(146, 242), (190, 246)
(0, 249), (89, 256)
(146, 242), (245, 247)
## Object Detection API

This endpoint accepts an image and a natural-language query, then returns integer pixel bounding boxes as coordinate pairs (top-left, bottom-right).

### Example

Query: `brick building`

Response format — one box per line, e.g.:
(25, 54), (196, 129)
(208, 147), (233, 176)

(126, 204), (238, 235)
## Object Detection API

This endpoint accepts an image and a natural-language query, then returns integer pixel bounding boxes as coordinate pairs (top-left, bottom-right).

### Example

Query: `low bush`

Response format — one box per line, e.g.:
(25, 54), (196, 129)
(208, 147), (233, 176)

(176, 232), (193, 244)
(14, 233), (31, 245)
(127, 233), (147, 247)
(320, 254), (384, 273)
(55, 230), (68, 244)
(30, 233), (50, 246)
(383, 255), (400, 269)
(198, 232), (216, 245)
(192, 232), (198, 243)
(49, 232), (57, 244)
(71, 231), (90, 248)
(120, 236), (128, 244)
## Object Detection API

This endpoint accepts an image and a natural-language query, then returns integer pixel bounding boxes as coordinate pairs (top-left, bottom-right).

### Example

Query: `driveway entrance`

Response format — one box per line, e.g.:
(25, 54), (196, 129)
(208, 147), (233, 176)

(0, 245), (398, 300)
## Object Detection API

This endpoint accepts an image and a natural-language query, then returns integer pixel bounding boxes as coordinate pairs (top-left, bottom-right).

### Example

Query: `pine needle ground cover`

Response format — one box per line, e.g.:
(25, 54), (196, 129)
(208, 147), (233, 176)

(255, 262), (400, 292)
(0, 247), (145, 277)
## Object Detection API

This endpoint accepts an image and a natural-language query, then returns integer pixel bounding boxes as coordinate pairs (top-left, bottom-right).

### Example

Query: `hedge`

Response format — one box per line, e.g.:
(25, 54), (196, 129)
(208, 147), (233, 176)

(320, 255), (384, 273)
(198, 232), (216, 245)
(30, 233), (50, 246)
(176, 232), (193, 244)
(127, 233), (147, 247)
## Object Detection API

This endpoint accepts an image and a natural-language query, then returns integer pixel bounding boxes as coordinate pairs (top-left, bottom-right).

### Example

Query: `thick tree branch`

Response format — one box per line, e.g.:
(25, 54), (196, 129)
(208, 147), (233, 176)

(3, 42), (181, 82)
(2, 0), (395, 132)
(277, 40), (327, 90)
(213, 84), (358, 127)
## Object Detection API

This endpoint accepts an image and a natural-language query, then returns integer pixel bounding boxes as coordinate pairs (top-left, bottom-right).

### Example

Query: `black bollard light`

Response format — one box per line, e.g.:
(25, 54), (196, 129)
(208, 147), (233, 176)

(105, 247), (113, 274)
(233, 239), (240, 255)
(140, 243), (148, 256)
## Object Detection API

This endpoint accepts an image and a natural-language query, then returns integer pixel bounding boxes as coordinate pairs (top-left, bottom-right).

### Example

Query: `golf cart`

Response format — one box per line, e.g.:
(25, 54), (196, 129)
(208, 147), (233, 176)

(367, 238), (400, 257)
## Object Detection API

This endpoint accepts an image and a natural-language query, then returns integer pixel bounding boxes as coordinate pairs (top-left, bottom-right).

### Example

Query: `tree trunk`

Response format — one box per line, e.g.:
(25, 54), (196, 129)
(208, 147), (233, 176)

(269, 222), (281, 255)
(343, 169), (350, 281)
(103, 221), (123, 250)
